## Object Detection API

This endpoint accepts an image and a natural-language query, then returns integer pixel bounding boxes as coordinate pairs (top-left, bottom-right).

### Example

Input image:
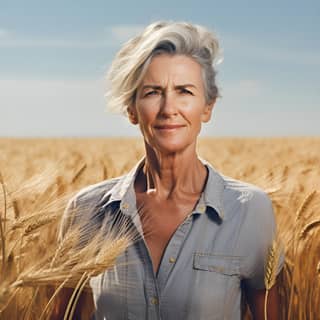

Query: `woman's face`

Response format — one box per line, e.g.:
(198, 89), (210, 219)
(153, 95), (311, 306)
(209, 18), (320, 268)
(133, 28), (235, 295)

(128, 54), (215, 154)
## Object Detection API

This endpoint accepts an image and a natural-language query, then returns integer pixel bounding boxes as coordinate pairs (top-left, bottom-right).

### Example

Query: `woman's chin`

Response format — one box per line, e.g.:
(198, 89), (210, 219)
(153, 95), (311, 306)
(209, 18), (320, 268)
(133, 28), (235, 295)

(144, 133), (196, 155)
(153, 139), (191, 155)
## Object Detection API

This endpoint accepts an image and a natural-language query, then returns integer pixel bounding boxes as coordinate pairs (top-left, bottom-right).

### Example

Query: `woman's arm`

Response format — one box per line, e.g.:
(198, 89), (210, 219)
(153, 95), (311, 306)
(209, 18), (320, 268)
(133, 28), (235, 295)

(245, 283), (280, 320)
(51, 287), (94, 320)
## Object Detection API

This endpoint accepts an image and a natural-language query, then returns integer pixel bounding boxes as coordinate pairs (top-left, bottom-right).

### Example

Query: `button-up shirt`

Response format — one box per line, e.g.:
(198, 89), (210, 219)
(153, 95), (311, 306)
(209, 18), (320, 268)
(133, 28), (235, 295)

(59, 157), (284, 320)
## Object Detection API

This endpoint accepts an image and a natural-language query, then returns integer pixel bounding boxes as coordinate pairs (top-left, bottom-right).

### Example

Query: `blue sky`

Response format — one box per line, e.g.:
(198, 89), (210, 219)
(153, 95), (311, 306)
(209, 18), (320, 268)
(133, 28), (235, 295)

(1, 0), (319, 137)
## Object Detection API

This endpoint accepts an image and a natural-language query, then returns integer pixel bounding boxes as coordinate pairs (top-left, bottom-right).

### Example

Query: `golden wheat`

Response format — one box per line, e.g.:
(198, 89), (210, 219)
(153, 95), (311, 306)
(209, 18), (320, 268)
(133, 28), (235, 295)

(295, 190), (317, 222)
(0, 137), (319, 319)
(264, 234), (282, 320)
(300, 219), (320, 239)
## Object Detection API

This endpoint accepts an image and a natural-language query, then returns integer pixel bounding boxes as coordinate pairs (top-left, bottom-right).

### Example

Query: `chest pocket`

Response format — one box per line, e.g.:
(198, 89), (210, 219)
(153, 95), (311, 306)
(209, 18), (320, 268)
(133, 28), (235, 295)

(183, 253), (242, 319)
(193, 252), (241, 276)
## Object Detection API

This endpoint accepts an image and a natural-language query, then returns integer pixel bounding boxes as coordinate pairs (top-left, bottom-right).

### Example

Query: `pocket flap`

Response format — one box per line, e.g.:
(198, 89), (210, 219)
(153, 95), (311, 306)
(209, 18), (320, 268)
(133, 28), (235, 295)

(193, 253), (241, 276)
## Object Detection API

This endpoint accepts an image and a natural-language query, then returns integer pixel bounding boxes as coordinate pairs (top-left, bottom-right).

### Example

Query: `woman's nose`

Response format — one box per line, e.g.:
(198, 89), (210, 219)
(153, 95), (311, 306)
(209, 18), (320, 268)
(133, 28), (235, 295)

(160, 92), (178, 117)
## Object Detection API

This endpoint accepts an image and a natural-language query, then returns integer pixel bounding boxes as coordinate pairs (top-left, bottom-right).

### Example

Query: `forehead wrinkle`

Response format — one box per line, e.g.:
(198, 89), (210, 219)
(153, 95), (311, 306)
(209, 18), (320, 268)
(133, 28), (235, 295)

(140, 84), (199, 94)
(141, 79), (198, 88)
(140, 55), (204, 92)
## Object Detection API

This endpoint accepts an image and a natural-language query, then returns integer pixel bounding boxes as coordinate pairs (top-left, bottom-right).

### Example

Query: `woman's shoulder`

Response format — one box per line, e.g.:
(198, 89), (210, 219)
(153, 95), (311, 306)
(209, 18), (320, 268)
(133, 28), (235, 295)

(222, 173), (270, 201)
(69, 176), (124, 206)
(58, 174), (127, 241)
(205, 159), (272, 208)
(220, 173), (274, 226)
(205, 161), (273, 222)
(69, 159), (143, 208)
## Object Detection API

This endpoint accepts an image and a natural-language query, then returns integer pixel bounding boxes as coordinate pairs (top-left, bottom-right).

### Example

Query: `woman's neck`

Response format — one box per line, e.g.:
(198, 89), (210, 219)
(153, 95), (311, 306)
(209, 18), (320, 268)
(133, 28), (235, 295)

(135, 142), (208, 201)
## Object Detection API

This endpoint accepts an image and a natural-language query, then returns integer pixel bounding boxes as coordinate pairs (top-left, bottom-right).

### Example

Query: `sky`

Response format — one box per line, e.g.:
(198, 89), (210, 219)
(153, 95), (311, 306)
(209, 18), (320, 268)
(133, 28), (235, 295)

(0, 0), (319, 137)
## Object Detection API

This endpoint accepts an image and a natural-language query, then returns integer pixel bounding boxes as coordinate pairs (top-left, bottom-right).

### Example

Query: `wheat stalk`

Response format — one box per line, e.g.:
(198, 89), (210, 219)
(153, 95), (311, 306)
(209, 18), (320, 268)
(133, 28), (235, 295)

(8, 209), (136, 289)
(300, 219), (320, 239)
(38, 278), (69, 320)
(71, 163), (87, 184)
(63, 271), (91, 320)
(0, 165), (135, 318)
(2, 137), (320, 318)
(264, 234), (282, 320)
(0, 172), (7, 277)
(4, 228), (132, 318)
(295, 190), (317, 222)
(288, 190), (318, 319)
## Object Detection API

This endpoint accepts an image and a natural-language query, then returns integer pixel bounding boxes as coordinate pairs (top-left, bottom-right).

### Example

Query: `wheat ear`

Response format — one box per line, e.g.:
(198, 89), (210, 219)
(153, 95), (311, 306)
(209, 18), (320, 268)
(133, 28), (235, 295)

(295, 190), (317, 222)
(300, 219), (320, 239)
(264, 234), (282, 320)
(71, 163), (87, 184)
(288, 190), (317, 319)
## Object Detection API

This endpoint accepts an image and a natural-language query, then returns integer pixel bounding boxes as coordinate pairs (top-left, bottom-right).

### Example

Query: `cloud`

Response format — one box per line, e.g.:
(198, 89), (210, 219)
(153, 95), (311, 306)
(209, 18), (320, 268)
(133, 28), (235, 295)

(0, 37), (111, 48)
(0, 28), (9, 38)
(221, 79), (264, 100)
(106, 24), (145, 43)
(204, 108), (320, 137)
(0, 24), (145, 48)
(0, 28), (114, 48)
(1, 77), (318, 137)
(221, 33), (320, 67)
(0, 77), (103, 102)
(0, 77), (139, 136)
(229, 79), (263, 96)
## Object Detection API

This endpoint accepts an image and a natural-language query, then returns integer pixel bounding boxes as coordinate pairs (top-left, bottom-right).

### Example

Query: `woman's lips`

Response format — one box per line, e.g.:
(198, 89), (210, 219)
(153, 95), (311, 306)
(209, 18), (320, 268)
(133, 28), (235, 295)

(154, 124), (185, 130)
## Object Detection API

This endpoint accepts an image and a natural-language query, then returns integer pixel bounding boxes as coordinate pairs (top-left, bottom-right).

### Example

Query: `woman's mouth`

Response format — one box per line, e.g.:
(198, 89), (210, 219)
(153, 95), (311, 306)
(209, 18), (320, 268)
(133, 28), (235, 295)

(154, 124), (185, 131)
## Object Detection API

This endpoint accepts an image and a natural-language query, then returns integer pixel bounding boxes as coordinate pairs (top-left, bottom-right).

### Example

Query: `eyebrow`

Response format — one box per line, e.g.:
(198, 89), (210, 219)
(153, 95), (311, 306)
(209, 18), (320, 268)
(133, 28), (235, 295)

(141, 84), (197, 90)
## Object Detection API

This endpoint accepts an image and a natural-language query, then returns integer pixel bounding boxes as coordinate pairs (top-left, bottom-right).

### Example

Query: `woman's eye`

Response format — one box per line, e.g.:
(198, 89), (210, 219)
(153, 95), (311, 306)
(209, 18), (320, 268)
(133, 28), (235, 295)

(145, 91), (158, 97)
(180, 88), (193, 95)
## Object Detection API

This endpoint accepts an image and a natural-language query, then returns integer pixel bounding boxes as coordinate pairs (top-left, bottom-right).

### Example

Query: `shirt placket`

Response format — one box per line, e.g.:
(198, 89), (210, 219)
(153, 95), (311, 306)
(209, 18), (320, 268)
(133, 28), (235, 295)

(132, 214), (194, 320)
(121, 191), (162, 319)
(139, 240), (162, 320)
(118, 178), (209, 320)
(156, 214), (194, 294)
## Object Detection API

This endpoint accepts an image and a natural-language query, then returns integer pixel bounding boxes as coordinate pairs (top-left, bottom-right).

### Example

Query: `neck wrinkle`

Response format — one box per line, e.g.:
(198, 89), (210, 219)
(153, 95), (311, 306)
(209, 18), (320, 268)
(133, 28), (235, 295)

(141, 143), (207, 200)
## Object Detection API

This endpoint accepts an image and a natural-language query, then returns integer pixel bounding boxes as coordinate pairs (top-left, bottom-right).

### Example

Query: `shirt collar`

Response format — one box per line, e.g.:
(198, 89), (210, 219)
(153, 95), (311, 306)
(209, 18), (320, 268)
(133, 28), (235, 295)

(196, 157), (225, 220)
(103, 157), (225, 220)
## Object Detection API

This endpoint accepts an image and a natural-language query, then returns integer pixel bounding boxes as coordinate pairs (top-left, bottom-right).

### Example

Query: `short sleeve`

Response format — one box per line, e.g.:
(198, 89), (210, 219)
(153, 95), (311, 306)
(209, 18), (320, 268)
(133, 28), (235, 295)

(238, 189), (285, 290)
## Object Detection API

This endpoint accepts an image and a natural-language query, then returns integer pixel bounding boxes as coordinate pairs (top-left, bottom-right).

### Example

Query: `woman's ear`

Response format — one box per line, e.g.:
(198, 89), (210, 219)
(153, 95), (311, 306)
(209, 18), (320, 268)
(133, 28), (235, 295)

(127, 105), (139, 125)
(201, 98), (216, 123)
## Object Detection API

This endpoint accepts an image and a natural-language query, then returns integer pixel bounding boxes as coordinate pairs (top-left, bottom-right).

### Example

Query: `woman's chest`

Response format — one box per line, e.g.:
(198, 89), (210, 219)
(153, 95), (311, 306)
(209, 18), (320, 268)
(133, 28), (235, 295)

(90, 212), (244, 320)
(136, 197), (196, 274)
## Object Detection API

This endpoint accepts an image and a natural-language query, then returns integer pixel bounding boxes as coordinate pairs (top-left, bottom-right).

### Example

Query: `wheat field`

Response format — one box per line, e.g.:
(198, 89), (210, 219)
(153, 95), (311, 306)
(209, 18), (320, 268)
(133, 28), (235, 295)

(0, 137), (319, 319)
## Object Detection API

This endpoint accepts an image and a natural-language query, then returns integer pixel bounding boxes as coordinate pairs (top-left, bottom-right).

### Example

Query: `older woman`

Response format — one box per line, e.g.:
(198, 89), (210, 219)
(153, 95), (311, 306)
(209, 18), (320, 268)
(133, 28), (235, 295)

(56, 21), (284, 319)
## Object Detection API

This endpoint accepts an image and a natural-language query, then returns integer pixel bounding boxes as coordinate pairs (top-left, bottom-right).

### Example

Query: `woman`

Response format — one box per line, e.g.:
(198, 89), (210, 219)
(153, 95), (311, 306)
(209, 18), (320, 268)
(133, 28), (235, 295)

(56, 21), (284, 319)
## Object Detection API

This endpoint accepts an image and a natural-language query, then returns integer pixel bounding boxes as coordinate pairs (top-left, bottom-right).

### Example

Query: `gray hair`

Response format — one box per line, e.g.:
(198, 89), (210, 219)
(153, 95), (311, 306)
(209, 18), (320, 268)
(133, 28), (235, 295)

(106, 21), (222, 115)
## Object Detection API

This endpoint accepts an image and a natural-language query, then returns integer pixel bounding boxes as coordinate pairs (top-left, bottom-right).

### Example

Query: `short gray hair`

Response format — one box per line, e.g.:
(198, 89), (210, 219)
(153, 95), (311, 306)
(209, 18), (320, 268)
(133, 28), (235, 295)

(106, 21), (222, 115)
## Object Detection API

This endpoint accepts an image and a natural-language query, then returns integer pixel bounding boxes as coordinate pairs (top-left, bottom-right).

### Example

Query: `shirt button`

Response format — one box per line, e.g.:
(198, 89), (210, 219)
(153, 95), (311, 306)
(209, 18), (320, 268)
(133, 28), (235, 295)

(169, 257), (176, 263)
(198, 205), (206, 213)
(122, 203), (129, 210)
(150, 297), (159, 305)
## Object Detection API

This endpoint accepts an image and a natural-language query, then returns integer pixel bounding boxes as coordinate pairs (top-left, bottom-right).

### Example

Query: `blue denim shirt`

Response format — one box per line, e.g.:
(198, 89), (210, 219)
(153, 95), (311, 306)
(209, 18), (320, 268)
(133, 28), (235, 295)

(59, 157), (284, 320)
